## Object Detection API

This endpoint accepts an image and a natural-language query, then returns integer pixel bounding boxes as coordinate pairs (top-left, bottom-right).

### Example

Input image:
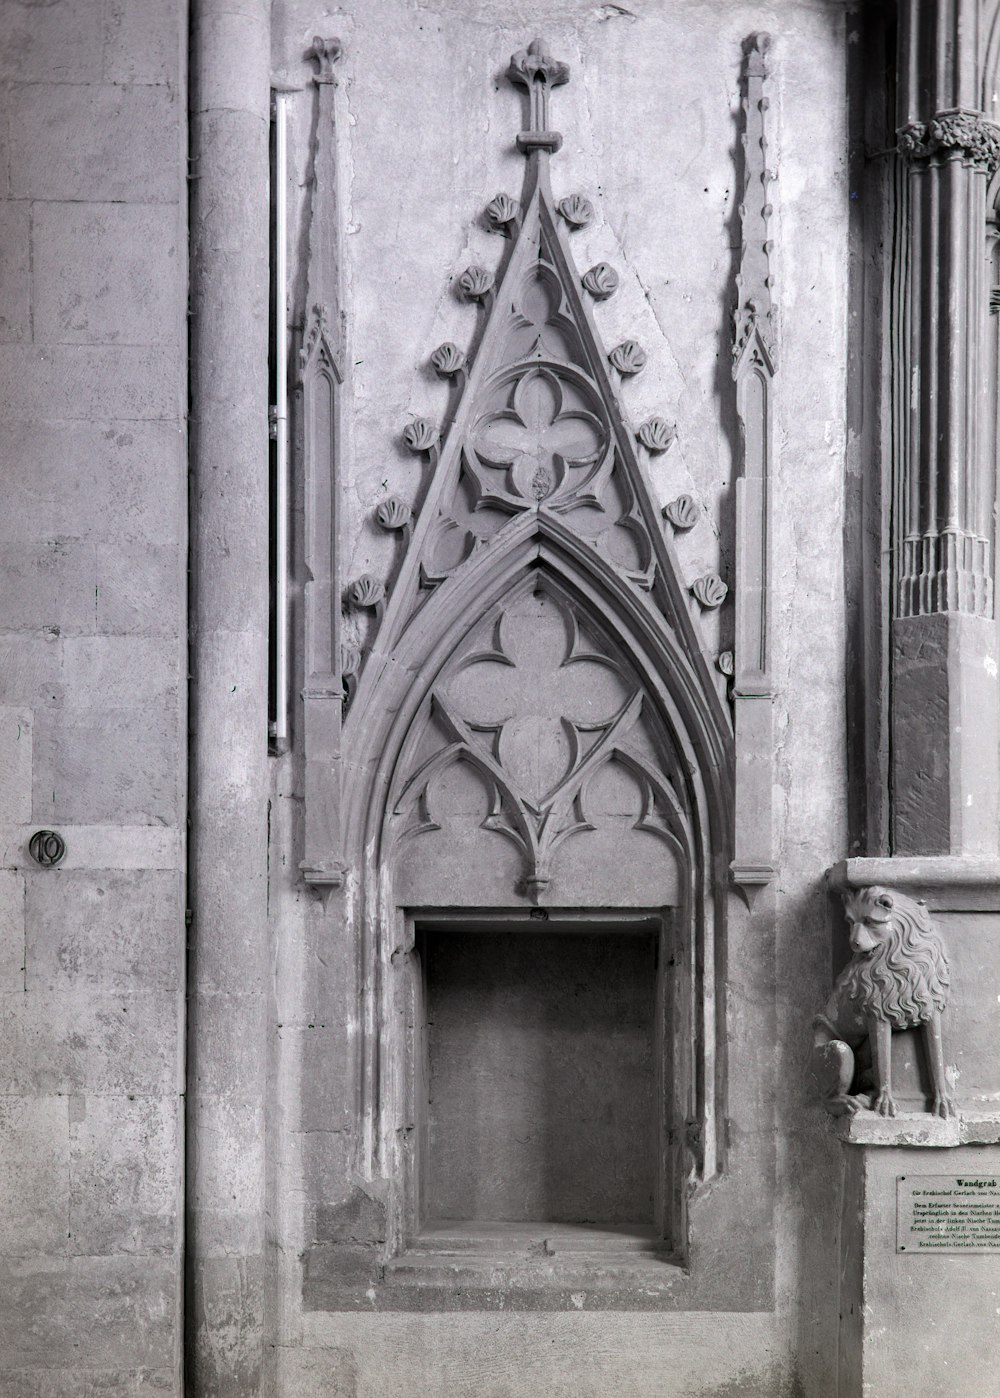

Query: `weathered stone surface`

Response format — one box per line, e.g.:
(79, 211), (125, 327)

(0, 201), (29, 342)
(0, 1371), (175, 1398)
(0, 870), (24, 993)
(95, 543), (183, 638)
(0, 539), (98, 634)
(103, 0), (181, 86)
(0, 421), (185, 545)
(9, 85), (180, 202)
(69, 1094), (178, 1256)
(0, 991), (179, 1097)
(0, 1257), (175, 1370)
(0, 0), (104, 85)
(25, 869), (182, 993)
(31, 706), (181, 826)
(0, 1096), (69, 1255)
(0, 633), (64, 708)
(0, 346), (181, 421)
(0, 707), (32, 823)
(33, 204), (182, 347)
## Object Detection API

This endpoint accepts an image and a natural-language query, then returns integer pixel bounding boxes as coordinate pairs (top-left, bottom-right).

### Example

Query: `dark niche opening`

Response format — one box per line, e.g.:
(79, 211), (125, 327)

(412, 923), (664, 1250)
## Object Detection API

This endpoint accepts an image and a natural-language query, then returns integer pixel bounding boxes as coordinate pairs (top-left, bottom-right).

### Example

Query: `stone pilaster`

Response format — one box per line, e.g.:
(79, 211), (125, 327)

(187, 0), (272, 1392)
(890, 0), (1000, 856)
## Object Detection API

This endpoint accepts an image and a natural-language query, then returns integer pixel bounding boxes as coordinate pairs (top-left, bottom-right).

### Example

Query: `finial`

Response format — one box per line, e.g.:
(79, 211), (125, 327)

(507, 36), (569, 155)
(308, 35), (342, 84)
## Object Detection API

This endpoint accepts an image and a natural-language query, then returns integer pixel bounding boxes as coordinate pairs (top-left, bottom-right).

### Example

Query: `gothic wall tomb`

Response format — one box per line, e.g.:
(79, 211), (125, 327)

(2, 1), (1000, 1395)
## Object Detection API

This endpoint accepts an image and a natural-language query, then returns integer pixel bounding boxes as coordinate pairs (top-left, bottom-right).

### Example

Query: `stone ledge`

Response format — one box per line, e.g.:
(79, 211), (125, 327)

(833, 1111), (1000, 1148)
(827, 856), (1000, 911)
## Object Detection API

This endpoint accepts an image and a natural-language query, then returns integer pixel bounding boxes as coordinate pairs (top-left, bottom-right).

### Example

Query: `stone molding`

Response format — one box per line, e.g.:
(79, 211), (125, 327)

(897, 107), (1000, 174)
(298, 37), (347, 891)
(828, 855), (1000, 909)
(322, 39), (738, 1267)
(730, 33), (777, 899)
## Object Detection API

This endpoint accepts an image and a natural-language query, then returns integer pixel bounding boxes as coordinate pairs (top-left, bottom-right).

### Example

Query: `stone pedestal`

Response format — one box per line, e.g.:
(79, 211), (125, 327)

(830, 857), (1000, 1396)
(837, 1136), (1000, 1398)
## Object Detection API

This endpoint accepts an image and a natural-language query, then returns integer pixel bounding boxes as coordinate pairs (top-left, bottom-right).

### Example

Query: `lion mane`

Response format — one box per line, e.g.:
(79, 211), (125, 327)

(837, 886), (950, 1029)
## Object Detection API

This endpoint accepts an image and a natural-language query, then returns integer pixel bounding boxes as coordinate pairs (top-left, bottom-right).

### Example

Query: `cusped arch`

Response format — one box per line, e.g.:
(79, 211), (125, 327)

(345, 520), (732, 875)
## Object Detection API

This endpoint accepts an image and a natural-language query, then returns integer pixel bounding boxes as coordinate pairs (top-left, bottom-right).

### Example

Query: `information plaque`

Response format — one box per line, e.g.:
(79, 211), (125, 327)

(897, 1175), (1000, 1253)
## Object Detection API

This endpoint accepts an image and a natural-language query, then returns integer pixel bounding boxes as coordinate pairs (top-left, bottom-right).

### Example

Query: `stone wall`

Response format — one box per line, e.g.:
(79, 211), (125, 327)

(0, 2), (188, 1391)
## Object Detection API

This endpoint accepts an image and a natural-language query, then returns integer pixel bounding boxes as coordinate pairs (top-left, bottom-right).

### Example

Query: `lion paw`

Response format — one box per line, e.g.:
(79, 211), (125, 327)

(873, 1088), (897, 1117)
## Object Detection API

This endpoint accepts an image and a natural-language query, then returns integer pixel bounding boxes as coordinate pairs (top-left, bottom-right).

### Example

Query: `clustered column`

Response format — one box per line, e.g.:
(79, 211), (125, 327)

(890, 0), (1000, 856)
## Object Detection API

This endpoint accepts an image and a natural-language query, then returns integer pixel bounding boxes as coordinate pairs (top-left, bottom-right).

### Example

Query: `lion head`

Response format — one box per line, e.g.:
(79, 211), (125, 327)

(839, 885), (950, 1029)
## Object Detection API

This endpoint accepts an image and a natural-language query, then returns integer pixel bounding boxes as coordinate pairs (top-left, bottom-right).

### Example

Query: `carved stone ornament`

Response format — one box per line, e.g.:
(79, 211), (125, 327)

(486, 193), (520, 233)
(897, 108), (1000, 175)
(299, 36), (347, 885)
(582, 263), (619, 300)
(458, 265), (494, 301)
(557, 193), (594, 228)
(347, 574), (386, 610)
(730, 32), (777, 898)
(811, 886), (956, 1119)
(374, 496), (413, 531)
(691, 574), (728, 609)
(336, 37), (734, 1193)
(662, 495), (699, 530)
(430, 342), (467, 378)
(308, 34), (342, 84)
(402, 417), (440, 454)
(637, 417), (676, 452)
(608, 340), (647, 375)
(507, 37), (569, 154)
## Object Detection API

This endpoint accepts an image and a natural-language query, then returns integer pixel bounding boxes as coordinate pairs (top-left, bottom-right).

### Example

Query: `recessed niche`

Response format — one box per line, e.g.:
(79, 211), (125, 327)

(409, 921), (670, 1254)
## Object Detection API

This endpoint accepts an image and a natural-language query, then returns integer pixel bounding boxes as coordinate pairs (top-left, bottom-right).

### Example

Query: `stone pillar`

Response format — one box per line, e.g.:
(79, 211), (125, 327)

(187, 0), (272, 1393)
(890, 0), (1000, 856)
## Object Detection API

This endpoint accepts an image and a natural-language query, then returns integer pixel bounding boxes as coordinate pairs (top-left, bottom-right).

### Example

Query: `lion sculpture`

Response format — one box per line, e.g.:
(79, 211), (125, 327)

(811, 885), (956, 1119)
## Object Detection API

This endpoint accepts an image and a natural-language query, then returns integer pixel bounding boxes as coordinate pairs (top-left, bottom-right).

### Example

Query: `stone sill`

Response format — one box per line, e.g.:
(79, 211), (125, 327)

(828, 856), (1000, 910)
(834, 1111), (1000, 1148)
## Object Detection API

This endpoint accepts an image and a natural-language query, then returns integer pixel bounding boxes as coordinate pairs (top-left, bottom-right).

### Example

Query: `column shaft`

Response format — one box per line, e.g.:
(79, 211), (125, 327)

(187, 0), (272, 1392)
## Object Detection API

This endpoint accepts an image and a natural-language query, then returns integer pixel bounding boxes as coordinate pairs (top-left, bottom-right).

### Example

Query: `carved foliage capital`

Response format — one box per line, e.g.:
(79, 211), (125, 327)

(897, 109), (1000, 174)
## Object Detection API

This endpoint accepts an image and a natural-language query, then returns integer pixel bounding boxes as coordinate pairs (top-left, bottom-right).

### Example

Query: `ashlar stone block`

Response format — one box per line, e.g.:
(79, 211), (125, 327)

(0, 1095), (69, 1256)
(103, 0), (181, 86)
(69, 1094), (178, 1256)
(0, 421), (185, 546)
(0, 201), (30, 342)
(0, 707), (32, 822)
(32, 704), (181, 826)
(33, 204), (181, 347)
(0, 539), (97, 635)
(0, 868), (25, 993)
(0, 1256), (176, 1370)
(0, 991), (179, 1097)
(0, 1371), (175, 1398)
(10, 85), (180, 203)
(0, 345), (181, 421)
(26, 869), (183, 994)
(95, 543), (182, 639)
(0, 0), (104, 85)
